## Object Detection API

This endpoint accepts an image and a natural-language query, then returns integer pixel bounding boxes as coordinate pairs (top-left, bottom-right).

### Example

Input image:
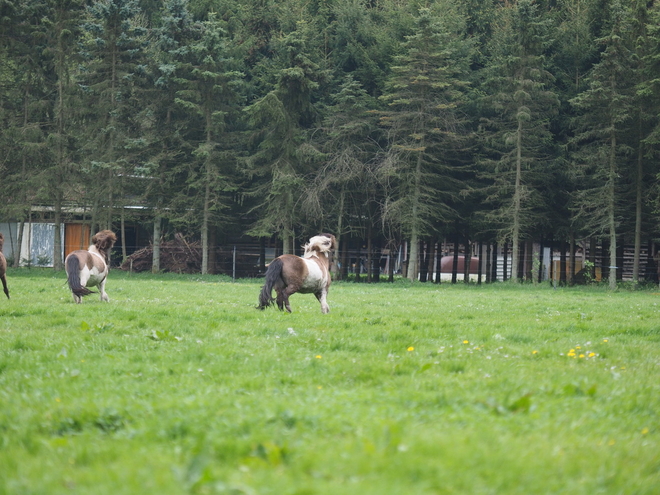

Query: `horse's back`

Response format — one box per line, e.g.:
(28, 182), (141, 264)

(66, 251), (91, 271)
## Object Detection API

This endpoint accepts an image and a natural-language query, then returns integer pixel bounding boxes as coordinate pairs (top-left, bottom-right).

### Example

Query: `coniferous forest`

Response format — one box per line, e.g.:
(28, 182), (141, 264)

(1, 0), (659, 286)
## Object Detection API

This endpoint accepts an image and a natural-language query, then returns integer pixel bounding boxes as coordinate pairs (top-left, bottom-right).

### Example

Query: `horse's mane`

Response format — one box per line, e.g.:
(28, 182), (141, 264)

(303, 233), (336, 258)
(91, 230), (117, 261)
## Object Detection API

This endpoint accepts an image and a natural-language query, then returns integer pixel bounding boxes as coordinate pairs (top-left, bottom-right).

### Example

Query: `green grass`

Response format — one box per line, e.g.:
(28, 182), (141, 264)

(1, 268), (659, 494)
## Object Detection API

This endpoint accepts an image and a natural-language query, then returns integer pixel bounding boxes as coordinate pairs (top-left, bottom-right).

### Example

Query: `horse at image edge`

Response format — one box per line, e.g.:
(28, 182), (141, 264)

(0, 233), (10, 299)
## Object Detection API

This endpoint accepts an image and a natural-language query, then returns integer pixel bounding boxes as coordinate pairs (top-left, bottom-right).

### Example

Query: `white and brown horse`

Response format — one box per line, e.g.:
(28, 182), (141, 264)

(65, 230), (117, 303)
(0, 233), (9, 299)
(258, 234), (336, 314)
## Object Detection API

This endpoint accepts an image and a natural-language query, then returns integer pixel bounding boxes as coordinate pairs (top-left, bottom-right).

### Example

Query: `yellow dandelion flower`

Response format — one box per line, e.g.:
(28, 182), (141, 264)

(317, 386), (323, 390)
(576, 346), (581, 350)
(603, 339), (609, 343)
(315, 355), (322, 359)
(407, 346), (414, 352)
(463, 340), (469, 345)
(532, 350), (538, 354)
(579, 354), (585, 358)
(588, 352), (596, 358)
(641, 427), (649, 435)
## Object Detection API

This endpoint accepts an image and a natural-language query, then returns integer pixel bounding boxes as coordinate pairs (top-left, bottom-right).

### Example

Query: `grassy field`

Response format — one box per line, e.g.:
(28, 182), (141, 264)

(0, 269), (659, 495)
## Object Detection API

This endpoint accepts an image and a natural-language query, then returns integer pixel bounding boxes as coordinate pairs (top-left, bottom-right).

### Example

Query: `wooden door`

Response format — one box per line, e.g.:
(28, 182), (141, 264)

(64, 224), (91, 257)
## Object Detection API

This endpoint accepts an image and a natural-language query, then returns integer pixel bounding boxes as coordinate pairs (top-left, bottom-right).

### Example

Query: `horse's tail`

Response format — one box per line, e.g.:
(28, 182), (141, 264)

(0, 252), (8, 299)
(66, 255), (94, 297)
(257, 258), (283, 310)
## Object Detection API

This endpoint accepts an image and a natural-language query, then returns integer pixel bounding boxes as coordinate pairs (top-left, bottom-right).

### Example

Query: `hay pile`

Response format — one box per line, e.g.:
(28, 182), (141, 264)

(120, 233), (202, 273)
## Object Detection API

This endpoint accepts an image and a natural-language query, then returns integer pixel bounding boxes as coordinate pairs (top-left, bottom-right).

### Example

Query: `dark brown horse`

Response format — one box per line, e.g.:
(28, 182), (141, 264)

(258, 234), (336, 314)
(0, 233), (9, 299)
(65, 230), (116, 303)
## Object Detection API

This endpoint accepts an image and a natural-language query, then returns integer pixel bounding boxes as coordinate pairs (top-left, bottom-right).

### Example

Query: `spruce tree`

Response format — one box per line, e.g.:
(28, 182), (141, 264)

(244, 26), (324, 253)
(78, 0), (147, 234)
(379, 5), (474, 281)
(173, 13), (244, 273)
(570, 0), (635, 289)
(478, 0), (559, 281)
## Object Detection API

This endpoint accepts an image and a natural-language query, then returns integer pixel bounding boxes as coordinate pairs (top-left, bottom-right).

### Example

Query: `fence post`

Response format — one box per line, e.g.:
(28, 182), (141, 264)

(232, 245), (236, 281)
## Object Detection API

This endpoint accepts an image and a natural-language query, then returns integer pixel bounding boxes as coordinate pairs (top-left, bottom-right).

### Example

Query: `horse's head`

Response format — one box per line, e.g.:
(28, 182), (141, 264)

(304, 234), (336, 258)
(92, 230), (117, 259)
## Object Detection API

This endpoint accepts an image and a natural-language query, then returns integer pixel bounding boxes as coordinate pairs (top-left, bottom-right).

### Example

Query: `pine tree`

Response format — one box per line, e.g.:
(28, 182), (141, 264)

(306, 75), (382, 278)
(41, 0), (86, 270)
(0, 0), (52, 264)
(478, 0), (559, 281)
(570, 0), (635, 289)
(379, 5), (474, 281)
(244, 26), (324, 253)
(629, 0), (660, 286)
(173, 13), (244, 273)
(78, 0), (147, 235)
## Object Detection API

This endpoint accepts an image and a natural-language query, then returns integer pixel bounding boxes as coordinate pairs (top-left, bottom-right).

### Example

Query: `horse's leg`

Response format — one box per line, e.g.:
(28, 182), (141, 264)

(275, 288), (285, 311)
(282, 285), (301, 313)
(74, 270), (90, 304)
(315, 288), (330, 314)
(99, 278), (109, 302)
(1, 274), (9, 299)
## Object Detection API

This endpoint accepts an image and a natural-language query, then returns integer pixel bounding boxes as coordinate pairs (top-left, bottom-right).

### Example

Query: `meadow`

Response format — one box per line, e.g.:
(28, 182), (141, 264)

(0, 269), (659, 495)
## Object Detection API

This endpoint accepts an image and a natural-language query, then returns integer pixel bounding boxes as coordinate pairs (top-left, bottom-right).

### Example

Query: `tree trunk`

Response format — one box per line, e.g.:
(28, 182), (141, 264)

(201, 175), (210, 275)
(282, 236), (293, 255)
(502, 242), (508, 282)
(259, 238), (266, 275)
(14, 220), (25, 268)
(559, 240), (567, 286)
(463, 239), (471, 284)
(589, 237), (597, 282)
(419, 240), (428, 283)
(53, 191), (63, 270)
(426, 240), (435, 283)
(408, 232), (419, 282)
(366, 228), (373, 283)
(152, 214), (162, 273)
(607, 122), (617, 290)
(477, 241), (483, 285)
(486, 243), (491, 283)
(120, 206), (127, 262)
(632, 113), (644, 287)
(569, 232), (575, 286)
(491, 242), (498, 282)
(511, 118), (523, 282)
(407, 152), (423, 281)
(537, 238), (544, 283)
(434, 241), (442, 284)
(452, 236), (459, 284)
(333, 189), (345, 280)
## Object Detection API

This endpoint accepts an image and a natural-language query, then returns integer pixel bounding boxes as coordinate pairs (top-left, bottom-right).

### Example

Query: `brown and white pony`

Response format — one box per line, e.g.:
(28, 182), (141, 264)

(258, 234), (336, 314)
(0, 233), (9, 299)
(65, 230), (117, 303)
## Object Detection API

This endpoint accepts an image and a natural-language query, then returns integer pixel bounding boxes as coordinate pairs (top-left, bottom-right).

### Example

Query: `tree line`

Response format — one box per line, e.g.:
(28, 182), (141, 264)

(1, 0), (659, 287)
